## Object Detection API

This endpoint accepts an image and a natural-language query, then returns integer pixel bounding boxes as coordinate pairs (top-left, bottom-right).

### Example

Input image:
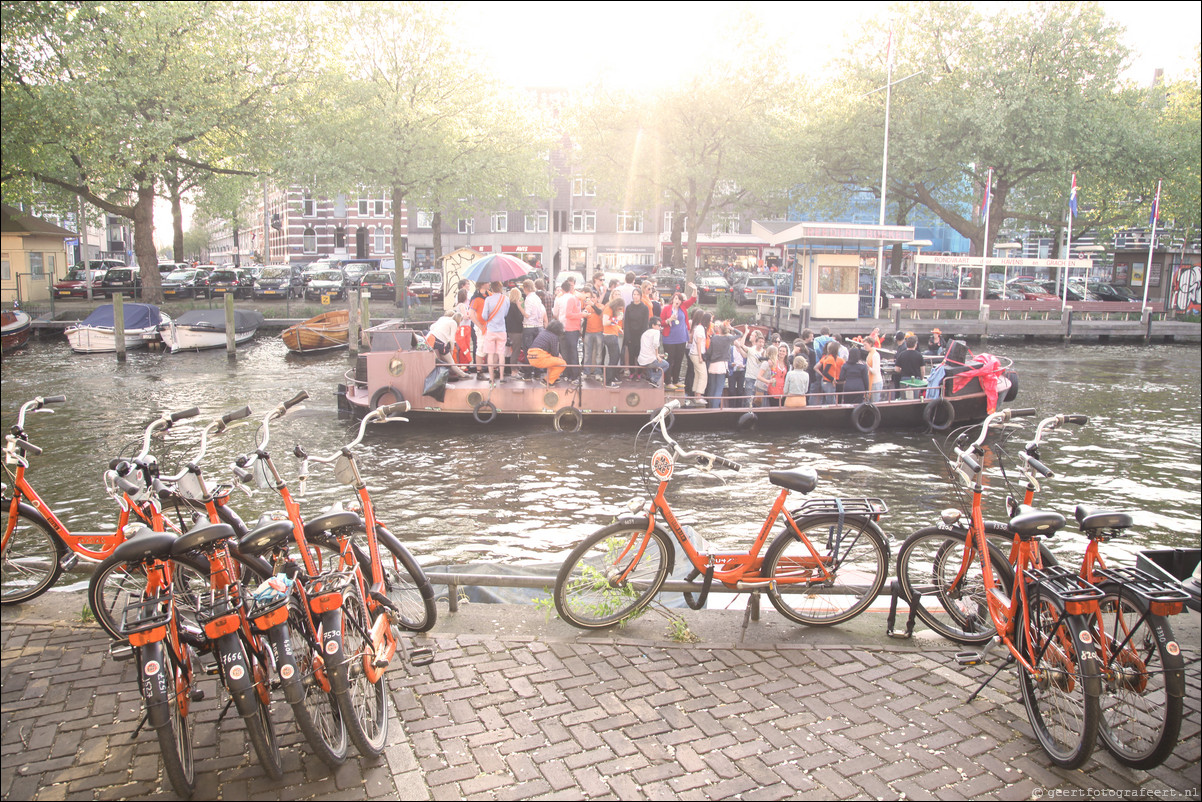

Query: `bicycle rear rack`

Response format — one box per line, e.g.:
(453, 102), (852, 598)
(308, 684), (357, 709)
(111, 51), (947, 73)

(1093, 566), (1189, 615)
(791, 497), (888, 521)
(1026, 565), (1105, 614)
(120, 591), (172, 637)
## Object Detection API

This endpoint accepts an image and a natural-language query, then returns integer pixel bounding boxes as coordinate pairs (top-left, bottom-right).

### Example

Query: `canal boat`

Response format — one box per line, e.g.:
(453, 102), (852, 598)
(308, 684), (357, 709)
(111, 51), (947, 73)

(159, 309), (265, 352)
(338, 320), (1018, 432)
(64, 303), (166, 353)
(281, 308), (349, 354)
(1, 308), (32, 354)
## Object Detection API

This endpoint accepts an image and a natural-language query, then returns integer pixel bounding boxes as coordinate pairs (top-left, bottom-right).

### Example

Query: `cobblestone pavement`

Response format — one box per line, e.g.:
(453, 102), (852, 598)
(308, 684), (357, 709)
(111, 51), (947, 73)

(2, 601), (1199, 801)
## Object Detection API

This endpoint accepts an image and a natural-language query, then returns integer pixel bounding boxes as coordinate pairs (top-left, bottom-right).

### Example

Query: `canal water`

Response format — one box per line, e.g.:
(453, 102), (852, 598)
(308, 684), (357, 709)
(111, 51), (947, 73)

(2, 338), (1198, 577)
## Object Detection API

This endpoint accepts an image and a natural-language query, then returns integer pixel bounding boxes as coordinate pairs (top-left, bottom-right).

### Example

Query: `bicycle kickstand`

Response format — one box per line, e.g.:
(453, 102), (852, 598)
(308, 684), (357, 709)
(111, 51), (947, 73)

(960, 640), (1012, 703)
(739, 590), (762, 643)
(885, 580), (917, 639)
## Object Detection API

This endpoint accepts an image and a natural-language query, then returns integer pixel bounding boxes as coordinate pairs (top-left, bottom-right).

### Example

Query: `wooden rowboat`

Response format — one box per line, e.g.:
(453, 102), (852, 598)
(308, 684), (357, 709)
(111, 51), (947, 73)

(281, 308), (349, 354)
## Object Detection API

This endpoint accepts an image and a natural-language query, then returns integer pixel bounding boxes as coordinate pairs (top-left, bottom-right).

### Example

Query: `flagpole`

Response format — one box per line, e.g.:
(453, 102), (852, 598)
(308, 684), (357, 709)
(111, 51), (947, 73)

(1063, 174), (1074, 310)
(979, 168), (992, 312)
(875, 22), (894, 326)
(1142, 179), (1161, 309)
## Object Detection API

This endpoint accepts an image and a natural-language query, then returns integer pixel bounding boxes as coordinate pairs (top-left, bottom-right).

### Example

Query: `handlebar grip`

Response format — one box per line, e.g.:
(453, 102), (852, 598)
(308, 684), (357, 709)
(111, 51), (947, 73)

(169, 407), (200, 422)
(664, 399), (681, 412)
(960, 453), (982, 474)
(1006, 408), (1037, 418)
(1062, 414), (1089, 425)
(221, 406), (252, 424)
(41, 395), (66, 405)
(152, 478), (174, 500)
(283, 391), (309, 410)
(12, 439), (42, 456)
(379, 401), (410, 417)
(116, 476), (142, 495)
(713, 455), (741, 472)
(1026, 456), (1054, 478)
(233, 465), (252, 482)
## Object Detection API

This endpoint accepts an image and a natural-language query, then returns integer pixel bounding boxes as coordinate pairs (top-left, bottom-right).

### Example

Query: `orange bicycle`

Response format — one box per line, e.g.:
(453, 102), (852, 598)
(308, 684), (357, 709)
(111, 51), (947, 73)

(553, 399), (890, 629)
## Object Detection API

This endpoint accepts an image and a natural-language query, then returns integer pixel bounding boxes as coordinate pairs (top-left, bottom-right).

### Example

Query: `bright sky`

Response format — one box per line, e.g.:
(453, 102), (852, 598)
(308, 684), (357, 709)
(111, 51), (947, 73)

(454, 0), (1199, 90)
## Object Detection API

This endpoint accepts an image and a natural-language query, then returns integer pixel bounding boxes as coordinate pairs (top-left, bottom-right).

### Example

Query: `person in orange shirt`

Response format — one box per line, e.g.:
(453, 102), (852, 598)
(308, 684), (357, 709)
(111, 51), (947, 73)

(815, 340), (844, 405)
(581, 287), (605, 379)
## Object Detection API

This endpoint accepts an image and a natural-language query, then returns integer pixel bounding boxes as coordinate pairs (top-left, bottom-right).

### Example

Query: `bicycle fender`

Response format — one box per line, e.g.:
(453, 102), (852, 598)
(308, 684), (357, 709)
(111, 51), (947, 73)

(375, 525), (435, 602)
(138, 642), (172, 729)
(264, 624), (304, 705)
(9, 501), (66, 551)
(214, 633), (260, 718)
(317, 608), (349, 697)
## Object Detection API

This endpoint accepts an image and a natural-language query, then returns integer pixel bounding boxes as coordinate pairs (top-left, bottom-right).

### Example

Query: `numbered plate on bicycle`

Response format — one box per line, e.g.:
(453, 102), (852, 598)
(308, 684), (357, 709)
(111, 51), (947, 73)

(252, 457), (273, 490)
(176, 472), (205, 501)
(651, 448), (674, 481)
(334, 454), (356, 486)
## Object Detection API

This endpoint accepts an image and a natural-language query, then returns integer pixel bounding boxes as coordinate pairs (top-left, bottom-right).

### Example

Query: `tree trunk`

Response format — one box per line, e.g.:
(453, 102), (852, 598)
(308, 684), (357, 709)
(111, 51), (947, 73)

(669, 207), (685, 270)
(432, 211), (444, 271)
(684, 192), (699, 284)
(169, 183), (185, 262)
(133, 182), (163, 303)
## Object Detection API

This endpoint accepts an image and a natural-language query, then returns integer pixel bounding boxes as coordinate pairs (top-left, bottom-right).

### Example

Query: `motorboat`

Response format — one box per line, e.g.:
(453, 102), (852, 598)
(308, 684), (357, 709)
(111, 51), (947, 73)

(1, 308), (33, 354)
(160, 309), (265, 352)
(64, 303), (165, 353)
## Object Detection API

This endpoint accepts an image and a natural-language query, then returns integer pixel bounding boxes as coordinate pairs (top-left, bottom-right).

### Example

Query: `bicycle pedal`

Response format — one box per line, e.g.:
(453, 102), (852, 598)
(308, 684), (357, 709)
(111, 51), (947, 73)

(371, 654), (391, 669)
(189, 688), (205, 703)
(409, 647), (434, 667)
(109, 640), (134, 662)
(886, 629), (912, 640)
(955, 651), (986, 666)
(59, 552), (79, 572)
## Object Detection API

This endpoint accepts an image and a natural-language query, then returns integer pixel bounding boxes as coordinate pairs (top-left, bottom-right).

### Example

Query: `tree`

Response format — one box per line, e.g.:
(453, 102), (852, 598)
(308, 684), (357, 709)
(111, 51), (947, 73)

(808, 1), (1162, 257)
(2, 2), (314, 301)
(1156, 49), (1201, 244)
(571, 22), (799, 280)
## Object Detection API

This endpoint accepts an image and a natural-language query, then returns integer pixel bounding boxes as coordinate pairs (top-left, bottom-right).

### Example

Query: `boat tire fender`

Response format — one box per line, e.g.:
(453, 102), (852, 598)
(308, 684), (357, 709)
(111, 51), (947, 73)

(473, 400), (498, 424)
(851, 402), (882, 433)
(1002, 369), (1019, 403)
(923, 398), (955, 431)
(737, 411), (758, 431)
(553, 406), (583, 433)
(370, 386), (404, 411)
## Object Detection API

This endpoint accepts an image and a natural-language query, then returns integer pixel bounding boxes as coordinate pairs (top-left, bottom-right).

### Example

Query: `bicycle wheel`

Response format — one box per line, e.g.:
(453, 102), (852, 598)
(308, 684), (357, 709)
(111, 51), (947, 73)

(285, 602), (347, 768)
(553, 522), (672, 629)
(763, 515), (889, 626)
(1016, 587), (1101, 769)
(895, 527), (1014, 644)
(1, 507), (65, 604)
(1094, 591), (1184, 769)
(88, 553), (209, 641)
(145, 642), (196, 798)
(335, 582), (389, 757)
(375, 530), (436, 633)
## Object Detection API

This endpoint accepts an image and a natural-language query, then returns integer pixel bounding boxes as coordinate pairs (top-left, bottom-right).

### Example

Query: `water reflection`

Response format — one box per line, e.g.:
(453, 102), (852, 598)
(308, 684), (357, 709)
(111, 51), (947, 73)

(2, 337), (1198, 571)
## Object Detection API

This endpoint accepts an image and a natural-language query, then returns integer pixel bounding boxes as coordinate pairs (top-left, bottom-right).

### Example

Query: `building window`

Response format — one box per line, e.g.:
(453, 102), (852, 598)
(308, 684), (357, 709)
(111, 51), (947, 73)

(374, 232), (388, 253)
(29, 252), (45, 278)
(358, 198), (369, 216)
(302, 198), (316, 217)
(1, 258), (10, 281)
(334, 226), (346, 249)
(374, 199), (386, 216)
(333, 195), (347, 217)
(712, 213), (740, 235)
(357, 196), (386, 216)
(303, 228), (317, 253)
(571, 177), (596, 197)
(458, 217), (474, 235)
(617, 211), (644, 234)
(491, 212), (508, 233)
(416, 210), (434, 229)
(571, 210), (596, 233)
(525, 210), (549, 233)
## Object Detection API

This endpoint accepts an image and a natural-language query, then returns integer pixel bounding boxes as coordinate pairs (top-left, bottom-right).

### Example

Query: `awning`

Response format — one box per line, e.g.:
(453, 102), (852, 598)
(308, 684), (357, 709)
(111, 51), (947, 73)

(751, 220), (915, 248)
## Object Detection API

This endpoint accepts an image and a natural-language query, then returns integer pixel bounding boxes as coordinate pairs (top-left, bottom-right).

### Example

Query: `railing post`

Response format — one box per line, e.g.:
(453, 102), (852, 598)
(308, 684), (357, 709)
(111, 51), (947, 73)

(348, 290), (360, 356)
(1142, 306), (1152, 341)
(978, 303), (990, 345)
(1064, 306), (1074, 342)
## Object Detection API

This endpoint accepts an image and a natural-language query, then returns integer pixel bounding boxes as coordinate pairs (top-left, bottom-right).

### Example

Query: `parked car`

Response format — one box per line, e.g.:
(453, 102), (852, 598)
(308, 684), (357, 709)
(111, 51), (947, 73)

(207, 268), (254, 299)
(53, 267), (107, 299)
(1086, 281), (1139, 302)
(880, 274), (914, 300)
(304, 269), (347, 301)
(341, 262), (375, 288)
(916, 277), (959, 299)
(252, 265), (303, 299)
(984, 280), (1024, 300)
(358, 270), (397, 301)
(655, 268), (687, 296)
(695, 274), (731, 303)
(100, 267), (142, 298)
(161, 268), (212, 299)
(157, 262), (188, 277)
(732, 274), (779, 306)
(409, 270), (445, 302)
(1007, 281), (1059, 301)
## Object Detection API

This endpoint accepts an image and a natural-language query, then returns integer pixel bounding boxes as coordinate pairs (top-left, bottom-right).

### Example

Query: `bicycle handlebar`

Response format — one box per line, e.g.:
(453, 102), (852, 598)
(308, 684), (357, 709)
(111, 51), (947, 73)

(951, 407), (1037, 477)
(650, 401), (741, 473)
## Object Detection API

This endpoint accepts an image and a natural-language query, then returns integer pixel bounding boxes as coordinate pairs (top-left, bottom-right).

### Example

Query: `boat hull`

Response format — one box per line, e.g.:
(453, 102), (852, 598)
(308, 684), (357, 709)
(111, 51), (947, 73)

(282, 309), (349, 353)
(1, 310), (32, 354)
(162, 325), (256, 352)
(64, 326), (157, 353)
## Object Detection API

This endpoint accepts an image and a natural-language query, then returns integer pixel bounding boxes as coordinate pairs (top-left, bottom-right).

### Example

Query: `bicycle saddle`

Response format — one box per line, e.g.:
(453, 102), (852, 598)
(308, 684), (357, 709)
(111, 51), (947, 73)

(1009, 505), (1066, 539)
(238, 519), (297, 556)
(768, 468), (817, 495)
(303, 509), (361, 538)
(171, 522), (237, 555)
(111, 528), (178, 563)
(1074, 505), (1133, 532)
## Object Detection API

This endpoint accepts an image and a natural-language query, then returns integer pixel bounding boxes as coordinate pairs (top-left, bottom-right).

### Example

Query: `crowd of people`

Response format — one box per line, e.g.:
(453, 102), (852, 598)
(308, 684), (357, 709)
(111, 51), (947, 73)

(426, 270), (949, 408)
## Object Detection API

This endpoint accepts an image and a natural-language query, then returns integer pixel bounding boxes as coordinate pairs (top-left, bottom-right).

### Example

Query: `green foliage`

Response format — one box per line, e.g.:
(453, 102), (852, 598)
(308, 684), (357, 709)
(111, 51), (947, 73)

(715, 295), (738, 322)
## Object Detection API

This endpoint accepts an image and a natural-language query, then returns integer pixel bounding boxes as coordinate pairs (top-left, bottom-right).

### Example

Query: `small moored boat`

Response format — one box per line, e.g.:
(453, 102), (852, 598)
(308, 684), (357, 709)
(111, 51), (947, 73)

(1, 308), (33, 354)
(160, 309), (265, 352)
(282, 309), (349, 354)
(65, 303), (165, 353)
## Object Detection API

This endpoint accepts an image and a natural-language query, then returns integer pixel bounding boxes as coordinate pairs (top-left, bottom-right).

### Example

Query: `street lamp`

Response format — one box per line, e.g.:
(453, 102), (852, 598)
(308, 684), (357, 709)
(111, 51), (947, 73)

(904, 239), (931, 298)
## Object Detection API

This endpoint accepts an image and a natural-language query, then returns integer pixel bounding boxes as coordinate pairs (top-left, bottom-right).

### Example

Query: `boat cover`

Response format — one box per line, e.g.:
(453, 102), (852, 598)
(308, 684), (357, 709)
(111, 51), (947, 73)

(79, 303), (164, 329)
(174, 309), (264, 333)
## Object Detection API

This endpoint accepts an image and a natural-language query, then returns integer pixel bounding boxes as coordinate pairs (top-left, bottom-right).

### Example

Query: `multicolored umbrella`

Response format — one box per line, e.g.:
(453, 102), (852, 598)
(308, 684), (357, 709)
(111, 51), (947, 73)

(461, 253), (530, 284)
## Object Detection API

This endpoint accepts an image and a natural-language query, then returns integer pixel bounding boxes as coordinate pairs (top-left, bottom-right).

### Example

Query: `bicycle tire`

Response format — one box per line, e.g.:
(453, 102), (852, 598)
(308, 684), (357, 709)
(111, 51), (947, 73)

(335, 582), (389, 757)
(217, 633), (283, 779)
(762, 515), (889, 626)
(1, 506), (65, 604)
(284, 601), (347, 768)
(1094, 589), (1184, 769)
(375, 528), (437, 632)
(895, 527), (1014, 644)
(553, 522), (672, 629)
(88, 552), (209, 641)
(1016, 586), (1101, 769)
(242, 668), (284, 780)
(143, 641), (196, 798)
